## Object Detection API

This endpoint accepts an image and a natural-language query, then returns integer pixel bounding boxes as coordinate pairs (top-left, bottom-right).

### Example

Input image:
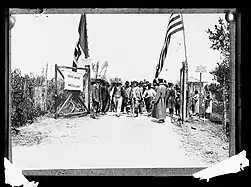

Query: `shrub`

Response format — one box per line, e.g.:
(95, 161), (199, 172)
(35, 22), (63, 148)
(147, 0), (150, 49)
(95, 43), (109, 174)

(11, 69), (45, 128)
(209, 112), (223, 124)
(46, 78), (67, 113)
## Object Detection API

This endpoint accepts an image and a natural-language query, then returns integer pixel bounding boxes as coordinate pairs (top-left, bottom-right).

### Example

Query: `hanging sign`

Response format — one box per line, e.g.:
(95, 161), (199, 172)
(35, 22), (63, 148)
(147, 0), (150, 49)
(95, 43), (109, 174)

(64, 71), (84, 91)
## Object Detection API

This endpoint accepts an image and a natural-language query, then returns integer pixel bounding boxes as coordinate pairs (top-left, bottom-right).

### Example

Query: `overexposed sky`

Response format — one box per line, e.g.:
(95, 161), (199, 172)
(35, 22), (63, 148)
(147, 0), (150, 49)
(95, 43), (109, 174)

(11, 13), (225, 83)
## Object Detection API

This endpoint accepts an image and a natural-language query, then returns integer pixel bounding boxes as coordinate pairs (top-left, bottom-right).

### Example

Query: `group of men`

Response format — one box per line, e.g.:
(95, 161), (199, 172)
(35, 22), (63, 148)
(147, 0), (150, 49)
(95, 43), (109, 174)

(91, 78), (181, 122)
(109, 80), (157, 117)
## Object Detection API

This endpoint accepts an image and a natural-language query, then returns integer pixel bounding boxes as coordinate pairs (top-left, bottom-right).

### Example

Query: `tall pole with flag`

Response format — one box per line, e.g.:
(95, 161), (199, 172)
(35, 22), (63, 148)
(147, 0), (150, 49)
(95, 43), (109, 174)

(72, 14), (90, 71)
(154, 13), (188, 122)
(180, 14), (188, 121)
(71, 13), (91, 112)
(155, 14), (184, 79)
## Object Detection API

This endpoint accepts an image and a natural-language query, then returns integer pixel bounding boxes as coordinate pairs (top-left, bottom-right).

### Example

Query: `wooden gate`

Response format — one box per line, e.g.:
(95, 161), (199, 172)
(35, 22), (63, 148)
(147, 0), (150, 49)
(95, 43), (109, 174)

(54, 64), (91, 119)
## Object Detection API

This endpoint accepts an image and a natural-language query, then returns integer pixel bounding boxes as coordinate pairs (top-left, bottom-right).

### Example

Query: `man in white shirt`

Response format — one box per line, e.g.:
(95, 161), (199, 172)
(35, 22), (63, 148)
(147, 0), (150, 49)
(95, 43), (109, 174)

(143, 83), (156, 113)
(113, 80), (123, 117)
(131, 81), (142, 117)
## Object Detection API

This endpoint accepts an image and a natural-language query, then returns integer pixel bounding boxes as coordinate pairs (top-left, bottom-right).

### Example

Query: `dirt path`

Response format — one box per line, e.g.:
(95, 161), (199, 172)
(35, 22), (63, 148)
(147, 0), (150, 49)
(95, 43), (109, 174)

(12, 113), (215, 170)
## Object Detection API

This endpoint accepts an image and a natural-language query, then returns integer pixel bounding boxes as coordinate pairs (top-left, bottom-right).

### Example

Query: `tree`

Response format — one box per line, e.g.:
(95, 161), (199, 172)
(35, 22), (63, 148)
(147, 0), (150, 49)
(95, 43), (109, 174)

(91, 61), (109, 80)
(109, 77), (122, 86)
(11, 69), (45, 128)
(206, 17), (230, 132)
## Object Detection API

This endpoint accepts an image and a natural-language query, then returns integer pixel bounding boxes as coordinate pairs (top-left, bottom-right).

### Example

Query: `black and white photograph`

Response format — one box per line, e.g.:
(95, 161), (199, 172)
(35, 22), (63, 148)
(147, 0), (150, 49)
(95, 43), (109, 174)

(9, 11), (231, 170)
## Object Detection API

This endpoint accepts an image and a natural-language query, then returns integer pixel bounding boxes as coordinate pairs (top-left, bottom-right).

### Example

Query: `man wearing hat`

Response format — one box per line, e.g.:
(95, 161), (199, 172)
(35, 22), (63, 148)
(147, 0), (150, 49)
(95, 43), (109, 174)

(112, 80), (124, 117)
(143, 83), (156, 113)
(131, 81), (141, 117)
(123, 81), (132, 114)
(151, 78), (167, 123)
(101, 82), (110, 114)
(167, 82), (176, 116)
(138, 81), (144, 114)
(91, 80), (100, 119)
(175, 91), (181, 116)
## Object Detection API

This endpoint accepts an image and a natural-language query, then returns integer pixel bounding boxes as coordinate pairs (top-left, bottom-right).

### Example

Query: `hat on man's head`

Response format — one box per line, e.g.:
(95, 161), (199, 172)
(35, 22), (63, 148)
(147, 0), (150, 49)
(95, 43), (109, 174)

(158, 78), (164, 84)
(134, 81), (138, 85)
(168, 82), (173, 87)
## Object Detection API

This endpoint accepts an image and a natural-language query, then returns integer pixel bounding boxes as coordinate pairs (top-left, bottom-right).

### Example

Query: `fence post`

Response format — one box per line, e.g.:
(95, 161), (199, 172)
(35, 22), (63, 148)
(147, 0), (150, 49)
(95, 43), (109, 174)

(85, 65), (91, 113)
(54, 64), (58, 119)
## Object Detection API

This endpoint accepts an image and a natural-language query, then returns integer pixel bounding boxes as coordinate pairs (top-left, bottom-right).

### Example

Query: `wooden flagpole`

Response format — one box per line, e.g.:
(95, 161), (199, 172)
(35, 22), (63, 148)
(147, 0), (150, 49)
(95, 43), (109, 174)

(181, 14), (188, 121)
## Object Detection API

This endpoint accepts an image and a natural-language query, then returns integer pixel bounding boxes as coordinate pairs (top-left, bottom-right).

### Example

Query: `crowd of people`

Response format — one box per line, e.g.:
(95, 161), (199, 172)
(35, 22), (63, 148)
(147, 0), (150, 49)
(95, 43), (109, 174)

(90, 78), (182, 123)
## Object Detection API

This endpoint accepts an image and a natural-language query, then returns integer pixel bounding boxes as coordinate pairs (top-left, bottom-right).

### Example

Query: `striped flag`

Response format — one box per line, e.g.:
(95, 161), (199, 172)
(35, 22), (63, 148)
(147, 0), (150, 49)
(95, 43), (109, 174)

(72, 14), (89, 71)
(155, 14), (184, 78)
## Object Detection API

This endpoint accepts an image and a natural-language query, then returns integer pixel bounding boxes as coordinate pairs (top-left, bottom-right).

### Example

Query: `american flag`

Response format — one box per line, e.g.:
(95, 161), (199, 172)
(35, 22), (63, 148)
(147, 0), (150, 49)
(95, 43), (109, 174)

(72, 14), (89, 71)
(155, 14), (184, 78)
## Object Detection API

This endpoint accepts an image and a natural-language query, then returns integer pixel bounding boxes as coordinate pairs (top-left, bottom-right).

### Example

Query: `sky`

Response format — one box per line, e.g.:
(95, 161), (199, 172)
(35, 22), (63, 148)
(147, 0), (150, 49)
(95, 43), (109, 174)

(11, 13), (226, 83)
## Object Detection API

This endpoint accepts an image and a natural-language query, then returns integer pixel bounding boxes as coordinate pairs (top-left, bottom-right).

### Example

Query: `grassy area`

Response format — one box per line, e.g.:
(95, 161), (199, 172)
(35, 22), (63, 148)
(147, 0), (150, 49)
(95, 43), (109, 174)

(172, 116), (229, 165)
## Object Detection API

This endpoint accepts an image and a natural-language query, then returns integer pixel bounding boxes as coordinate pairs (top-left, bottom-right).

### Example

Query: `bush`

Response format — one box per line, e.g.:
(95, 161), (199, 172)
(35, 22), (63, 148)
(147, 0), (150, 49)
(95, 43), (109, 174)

(212, 100), (223, 115)
(11, 69), (45, 128)
(209, 112), (223, 124)
(46, 78), (68, 113)
(209, 112), (230, 124)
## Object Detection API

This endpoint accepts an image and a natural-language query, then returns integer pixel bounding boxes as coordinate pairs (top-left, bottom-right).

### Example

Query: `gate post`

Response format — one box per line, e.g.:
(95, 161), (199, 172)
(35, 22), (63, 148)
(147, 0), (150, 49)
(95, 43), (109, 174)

(180, 61), (188, 123)
(85, 65), (91, 113)
(54, 64), (58, 119)
(180, 66), (184, 123)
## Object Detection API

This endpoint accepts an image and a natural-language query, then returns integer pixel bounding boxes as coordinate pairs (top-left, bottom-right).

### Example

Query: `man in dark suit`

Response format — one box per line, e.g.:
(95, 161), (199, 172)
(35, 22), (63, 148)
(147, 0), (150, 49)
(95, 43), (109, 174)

(91, 80), (100, 118)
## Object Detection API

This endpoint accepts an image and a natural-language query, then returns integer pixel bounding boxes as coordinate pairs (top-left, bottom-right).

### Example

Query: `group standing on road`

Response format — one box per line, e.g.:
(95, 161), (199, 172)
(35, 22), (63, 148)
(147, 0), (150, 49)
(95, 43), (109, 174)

(91, 78), (182, 123)
(90, 78), (213, 122)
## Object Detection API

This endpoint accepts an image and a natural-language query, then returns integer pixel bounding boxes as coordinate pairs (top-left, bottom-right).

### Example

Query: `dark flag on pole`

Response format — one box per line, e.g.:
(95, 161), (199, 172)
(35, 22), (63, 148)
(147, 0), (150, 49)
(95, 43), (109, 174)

(72, 14), (89, 71)
(155, 14), (184, 78)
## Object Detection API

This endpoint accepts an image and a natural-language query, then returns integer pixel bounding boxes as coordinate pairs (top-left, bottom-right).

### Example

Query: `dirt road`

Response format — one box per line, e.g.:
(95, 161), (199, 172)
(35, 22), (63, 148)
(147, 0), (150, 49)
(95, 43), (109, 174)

(12, 113), (210, 170)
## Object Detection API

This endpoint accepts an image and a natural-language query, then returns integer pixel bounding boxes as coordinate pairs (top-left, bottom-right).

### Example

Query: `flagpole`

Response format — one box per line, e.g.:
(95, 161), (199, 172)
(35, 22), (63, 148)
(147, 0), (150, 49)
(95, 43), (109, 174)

(181, 14), (188, 121)
(181, 14), (188, 65)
